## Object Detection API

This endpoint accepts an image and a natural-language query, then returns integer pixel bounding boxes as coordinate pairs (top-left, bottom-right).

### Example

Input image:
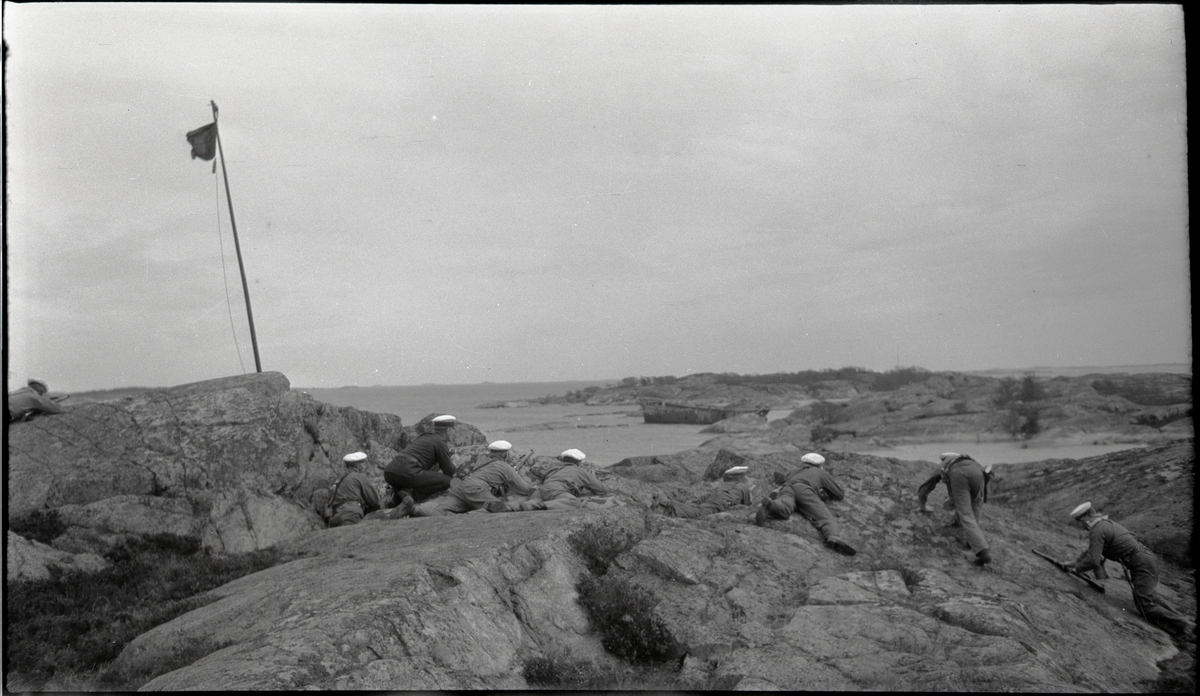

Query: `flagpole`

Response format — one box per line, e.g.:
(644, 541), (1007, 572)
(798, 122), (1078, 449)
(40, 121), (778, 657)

(211, 100), (263, 373)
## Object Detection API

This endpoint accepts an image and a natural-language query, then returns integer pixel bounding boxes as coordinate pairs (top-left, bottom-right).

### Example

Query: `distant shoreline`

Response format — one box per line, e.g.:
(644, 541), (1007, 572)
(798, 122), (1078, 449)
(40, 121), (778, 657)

(62, 364), (1191, 400)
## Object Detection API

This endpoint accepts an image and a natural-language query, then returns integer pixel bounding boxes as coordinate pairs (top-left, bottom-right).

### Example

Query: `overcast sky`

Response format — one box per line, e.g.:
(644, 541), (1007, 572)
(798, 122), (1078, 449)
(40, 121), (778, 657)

(4, 4), (1190, 391)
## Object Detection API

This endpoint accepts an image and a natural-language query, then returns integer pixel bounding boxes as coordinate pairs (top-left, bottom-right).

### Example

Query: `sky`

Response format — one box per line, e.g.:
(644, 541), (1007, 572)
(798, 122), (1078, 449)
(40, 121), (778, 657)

(3, 4), (1190, 392)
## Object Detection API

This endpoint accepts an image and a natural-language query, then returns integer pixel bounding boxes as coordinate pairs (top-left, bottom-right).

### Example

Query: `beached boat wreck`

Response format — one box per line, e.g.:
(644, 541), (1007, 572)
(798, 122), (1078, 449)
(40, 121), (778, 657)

(640, 398), (769, 425)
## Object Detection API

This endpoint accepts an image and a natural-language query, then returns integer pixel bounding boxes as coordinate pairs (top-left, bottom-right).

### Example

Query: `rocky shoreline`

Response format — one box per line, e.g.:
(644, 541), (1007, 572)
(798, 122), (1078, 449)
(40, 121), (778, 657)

(5, 371), (1194, 691)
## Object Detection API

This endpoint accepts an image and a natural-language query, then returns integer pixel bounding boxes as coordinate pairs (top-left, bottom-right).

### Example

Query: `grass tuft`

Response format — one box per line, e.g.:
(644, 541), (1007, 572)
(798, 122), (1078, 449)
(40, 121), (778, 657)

(4, 533), (300, 690)
(568, 522), (641, 576)
(576, 573), (680, 664)
(10, 509), (69, 544)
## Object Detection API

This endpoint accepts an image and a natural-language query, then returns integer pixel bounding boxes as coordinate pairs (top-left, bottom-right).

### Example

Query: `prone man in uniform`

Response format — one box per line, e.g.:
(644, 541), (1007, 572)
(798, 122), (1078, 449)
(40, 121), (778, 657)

(755, 452), (857, 556)
(384, 414), (457, 503)
(489, 448), (608, 512)
(1066, 501), (1194, 637)
(917, 452), (992, 566)
(7, 378), (66, 423)
(401, 440), (536, 517)
(650, 465), (754, 518)
(328, 452), (386, 527)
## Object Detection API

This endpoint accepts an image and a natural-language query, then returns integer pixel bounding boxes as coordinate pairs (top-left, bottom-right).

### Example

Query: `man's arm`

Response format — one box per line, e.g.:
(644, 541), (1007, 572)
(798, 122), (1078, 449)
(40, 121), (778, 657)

(503, 463), (536, 496)
(1071, 524), (1108, 574)
(820, 470), (845, 502)
(579, 469), (608, 496)
(359, 476), (383, 513)
(916, 473), (941, 511)
(434, 439), (457, 477)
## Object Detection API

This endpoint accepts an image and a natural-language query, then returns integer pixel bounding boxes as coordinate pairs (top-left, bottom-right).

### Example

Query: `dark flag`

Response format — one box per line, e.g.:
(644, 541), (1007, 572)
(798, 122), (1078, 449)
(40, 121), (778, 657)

(186, 122), (218, 161)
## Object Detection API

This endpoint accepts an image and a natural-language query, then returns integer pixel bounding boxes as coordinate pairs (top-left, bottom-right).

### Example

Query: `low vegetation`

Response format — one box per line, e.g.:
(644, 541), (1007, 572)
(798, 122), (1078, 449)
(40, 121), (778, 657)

(527, 523), (696, 687)
(5, 532), (303, 691)
(9, 509), (69, 544)
(567, 521), (641, 576)
(1091, 377), (1188, 406)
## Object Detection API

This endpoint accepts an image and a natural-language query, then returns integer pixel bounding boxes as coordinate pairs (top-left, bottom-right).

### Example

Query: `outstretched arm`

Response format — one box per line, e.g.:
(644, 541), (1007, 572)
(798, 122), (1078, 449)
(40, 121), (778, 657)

(916, 473), (941, 512)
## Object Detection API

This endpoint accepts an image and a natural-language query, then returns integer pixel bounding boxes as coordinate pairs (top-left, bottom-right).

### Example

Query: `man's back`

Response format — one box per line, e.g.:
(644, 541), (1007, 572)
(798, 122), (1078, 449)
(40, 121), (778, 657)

(8, 387), (62, 420)
(543, 465), (607, 496)
(785, 465), (843, 501)
(468, 460), (535, 497)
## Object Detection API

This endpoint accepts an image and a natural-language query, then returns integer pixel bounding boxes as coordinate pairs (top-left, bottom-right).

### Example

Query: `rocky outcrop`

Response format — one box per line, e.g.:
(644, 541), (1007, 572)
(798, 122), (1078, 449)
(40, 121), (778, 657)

(5, 372), (409, 557)
(9, 373), (1192, 691)
(6, 531), (109, 582)
(106, 441), (1192, 691)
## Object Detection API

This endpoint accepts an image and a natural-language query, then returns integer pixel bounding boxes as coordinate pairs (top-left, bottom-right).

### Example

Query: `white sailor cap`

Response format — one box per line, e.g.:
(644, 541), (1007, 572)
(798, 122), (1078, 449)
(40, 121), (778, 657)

(343, 451), (368, 464)
(940, 452), (962, 465)
(723, 466), (750, 477)
(984, 463), (994, 475)
(560, 449), (586, 463)
(488, 440), (513, 452)
(432, 415), (457, 426)
(800, 453), (825, 466)
(1070, 502), (1093, 519)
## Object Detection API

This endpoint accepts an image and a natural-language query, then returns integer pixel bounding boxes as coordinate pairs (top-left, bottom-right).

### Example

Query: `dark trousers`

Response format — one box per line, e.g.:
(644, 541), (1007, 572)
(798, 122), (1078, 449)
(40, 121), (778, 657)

(385, 469), (452, 503)
(1125, 550), (1190, 634)
(766, 484), (842, 542)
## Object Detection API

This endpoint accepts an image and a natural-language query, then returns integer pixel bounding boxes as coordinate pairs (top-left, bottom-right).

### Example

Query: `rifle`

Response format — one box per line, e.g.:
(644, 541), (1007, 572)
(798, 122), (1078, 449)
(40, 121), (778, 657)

(1032, 549), (1106, 593)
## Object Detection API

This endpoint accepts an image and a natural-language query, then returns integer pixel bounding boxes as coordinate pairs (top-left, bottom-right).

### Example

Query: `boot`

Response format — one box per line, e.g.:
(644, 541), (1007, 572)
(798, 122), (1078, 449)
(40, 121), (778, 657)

(825, 538), (858, 556)
(393, 496), (414, 518)
(974, 548), (992, 566)
(755, 497), (775, 527)
(486, 501), (509, 513)
(519, 500), (547, 511)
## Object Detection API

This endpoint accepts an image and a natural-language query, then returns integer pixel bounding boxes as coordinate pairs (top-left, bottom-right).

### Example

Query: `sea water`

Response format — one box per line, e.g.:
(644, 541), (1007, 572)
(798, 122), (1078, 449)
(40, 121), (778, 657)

(300, 381), (713, 466)
(300, 382), (1149, 467)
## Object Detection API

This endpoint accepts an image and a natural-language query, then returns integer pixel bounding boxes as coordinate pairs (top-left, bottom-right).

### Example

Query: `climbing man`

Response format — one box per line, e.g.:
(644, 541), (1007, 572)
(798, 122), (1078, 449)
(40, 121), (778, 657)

(651, 466), (754, 518)
(917, 452), (992, 566)
(328, 452), (392, 527)
(399, 440), (536, 516)
(383, 414), (458, 503)
(1066, 501), (1194, 637)
(489, 448), (609, 512)
(755, 452), (857, 556)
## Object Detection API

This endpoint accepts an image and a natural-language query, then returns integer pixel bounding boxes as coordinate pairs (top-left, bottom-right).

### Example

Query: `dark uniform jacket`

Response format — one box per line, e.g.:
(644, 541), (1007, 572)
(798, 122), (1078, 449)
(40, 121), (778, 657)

(1074, 517), (1146, 580)
(705, 478), (754, 507)
(784, 464), (844, 501)
(386, 432), (456, 477)
(541, 464), (608, 498)
(331, 471), (383, 516)
(463, 459), (535, 498)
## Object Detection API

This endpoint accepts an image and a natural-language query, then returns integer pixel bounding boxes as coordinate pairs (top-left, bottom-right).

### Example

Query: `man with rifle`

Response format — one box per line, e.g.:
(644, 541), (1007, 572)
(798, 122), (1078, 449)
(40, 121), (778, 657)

(1065, 501), (1193, 638)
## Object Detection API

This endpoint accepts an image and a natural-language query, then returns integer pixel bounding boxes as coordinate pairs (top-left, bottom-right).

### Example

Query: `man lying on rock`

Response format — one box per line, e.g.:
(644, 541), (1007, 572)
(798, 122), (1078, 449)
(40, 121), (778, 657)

(390, 440), (536, 517)
(755, 452), (857, 557)
(649, 465), (754, 518)
(328, 452), (385, 527)
(488, 448), (610, 512)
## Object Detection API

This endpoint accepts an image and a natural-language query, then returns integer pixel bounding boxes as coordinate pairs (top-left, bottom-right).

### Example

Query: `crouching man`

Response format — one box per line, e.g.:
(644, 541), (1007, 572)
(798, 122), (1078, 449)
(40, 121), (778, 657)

(1066, 501), (1194, 638)
(398, 440), (536, 517)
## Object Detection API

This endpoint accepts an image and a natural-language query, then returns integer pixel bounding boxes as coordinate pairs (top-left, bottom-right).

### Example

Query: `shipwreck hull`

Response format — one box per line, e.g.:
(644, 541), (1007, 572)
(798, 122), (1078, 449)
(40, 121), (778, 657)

(640, 399), (765, 425)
